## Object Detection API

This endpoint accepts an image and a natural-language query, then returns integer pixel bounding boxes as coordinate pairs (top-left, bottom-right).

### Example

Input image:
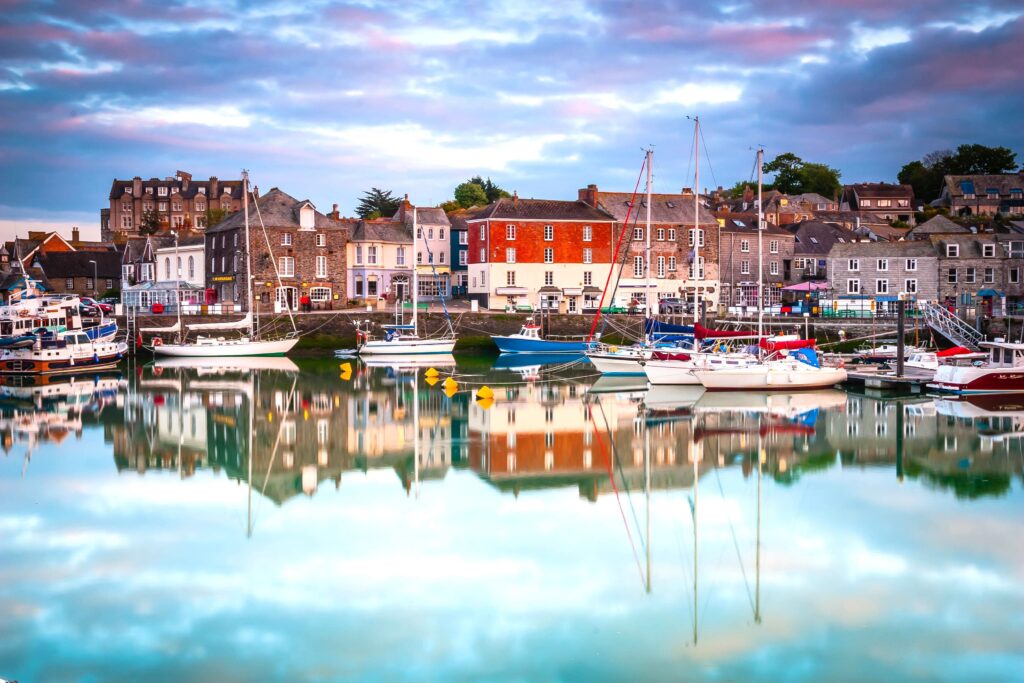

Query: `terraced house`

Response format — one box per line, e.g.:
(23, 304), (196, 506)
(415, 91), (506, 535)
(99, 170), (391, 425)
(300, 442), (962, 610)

(937, 172), (1024, 217)
(826, 241), (939, 314)
(840, 183), (915, 225)
(105, 170), (243, 240)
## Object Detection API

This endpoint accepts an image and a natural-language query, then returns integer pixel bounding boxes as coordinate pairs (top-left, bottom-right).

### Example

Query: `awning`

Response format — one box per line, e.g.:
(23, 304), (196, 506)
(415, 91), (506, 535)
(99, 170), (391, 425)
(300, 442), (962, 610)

(538, 285), (561, 294)
(977, 289), (1003, 297)
(494, 287), (528, 295)
(583, 286), (602, 294)
(783, 281), (831, 292)
(562, 287), (583, 296)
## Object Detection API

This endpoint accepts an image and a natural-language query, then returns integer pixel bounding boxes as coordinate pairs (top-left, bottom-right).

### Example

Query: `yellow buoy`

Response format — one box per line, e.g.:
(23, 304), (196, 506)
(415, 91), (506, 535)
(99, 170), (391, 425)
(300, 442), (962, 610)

(340, 362), (352, 373)
(444, 383), (458, 398)
(425, 367), (439, 378)
(476, 397), (494, 410)
(425, 376), (439, 386)
(443, 376), (457, 390)
(476, 385), (494, 400)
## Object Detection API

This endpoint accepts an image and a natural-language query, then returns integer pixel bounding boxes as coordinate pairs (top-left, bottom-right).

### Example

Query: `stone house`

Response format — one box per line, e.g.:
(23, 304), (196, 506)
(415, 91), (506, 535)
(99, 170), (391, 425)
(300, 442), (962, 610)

(840, 183), (915, 225)
(826, 241), (939, 314)
(586, 184), (722, 311)
(205, 188), (349, 311)
(35, 250), (121, 298)
(930, 234), (1023, 313)
(905, 214), (970, 240)
(105, 170), (244, 240)
(787, 220), (857, 283)
(937, 173), (1024, 217)
(716, 214), (795, 309)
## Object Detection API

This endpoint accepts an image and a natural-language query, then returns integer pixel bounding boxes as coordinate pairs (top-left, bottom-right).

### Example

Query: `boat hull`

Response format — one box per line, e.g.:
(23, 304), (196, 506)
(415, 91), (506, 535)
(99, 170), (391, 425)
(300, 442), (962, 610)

(491, 335), (592, 354)
(152, 337), (299, 357)
(0, 344), (127, 375)
(928, 366), (1024, 394)
(586, 350), (649, 376)
(359, 338), (457, 355)
(694, 365), (847, 391)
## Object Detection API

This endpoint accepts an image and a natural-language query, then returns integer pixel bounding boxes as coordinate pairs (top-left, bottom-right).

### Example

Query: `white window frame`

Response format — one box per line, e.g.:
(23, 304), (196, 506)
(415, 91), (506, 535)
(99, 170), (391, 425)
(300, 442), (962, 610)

(633, 256), (644, 278)
(740, 260), (750, 275)
(316, 233), (326, 247)
(905, 258), (917, 271)
(946, 244), (959, 258)
(583, 248), (592, 264)
(769, 261), (779, 276)
(309, 286), (331, 302)
(769, 239), (779, 254)
(656, 228), (665, 241)
(583, 225), (592, 242)
(544, 225), (553, 241)
(281, 232), (293, 247)
(506, 224), (516, 240)
(506, 248), (516, 263)
(656, 255), (666, 278)
(544, 247), (554, 264)
(506, 271), (516, 286)
(875, 279), (889, 294)
(877, 258), (888, 272)
(633, 227), (644, 241)
(458, 251), (467, 266)
(668, 228), (676, 241)
(847, 278), (860, 294)
(278, 256), (295, 277)
(316, 255), (327, 278)
(740, 239), (749, 253)
(982, 244), (995, 257)
(904, 279), (917, 294)
(668, 256), (677, 272)
(848, 258), (860, 272)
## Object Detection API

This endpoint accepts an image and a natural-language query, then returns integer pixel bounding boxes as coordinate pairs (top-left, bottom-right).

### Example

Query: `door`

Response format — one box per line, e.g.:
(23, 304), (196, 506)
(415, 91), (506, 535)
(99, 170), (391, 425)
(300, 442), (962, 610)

(568, 296), (578, 314)
(276, 287), (298, 311)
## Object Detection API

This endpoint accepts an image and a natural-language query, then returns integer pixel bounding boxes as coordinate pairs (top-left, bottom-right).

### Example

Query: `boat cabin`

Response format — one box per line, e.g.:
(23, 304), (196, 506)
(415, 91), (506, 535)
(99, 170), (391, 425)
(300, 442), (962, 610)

(982, 342), (1024, 368)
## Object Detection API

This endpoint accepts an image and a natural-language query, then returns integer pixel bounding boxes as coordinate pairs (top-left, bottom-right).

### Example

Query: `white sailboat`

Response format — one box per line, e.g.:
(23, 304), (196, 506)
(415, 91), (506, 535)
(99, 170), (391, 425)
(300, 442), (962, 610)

(358, 205), (456, 355)
(150, 171), (299, 358)
(694, 149), (846, 391)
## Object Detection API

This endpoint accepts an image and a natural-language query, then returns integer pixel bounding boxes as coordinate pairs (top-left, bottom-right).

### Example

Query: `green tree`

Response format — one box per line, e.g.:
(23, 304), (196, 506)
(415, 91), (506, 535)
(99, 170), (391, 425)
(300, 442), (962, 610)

(467, 175), (511, 203)
(797, 162), (842, 198)
(762, 153), (804, 194)
(897, 160), (939, 204)
(356, 188), (400, 219)
(898, 144), (1019, 204)
(762, 153), (841, 197)
(453, 181), (488, 208)
(139, 209), (161, 235)
(204, 207), (228, 229)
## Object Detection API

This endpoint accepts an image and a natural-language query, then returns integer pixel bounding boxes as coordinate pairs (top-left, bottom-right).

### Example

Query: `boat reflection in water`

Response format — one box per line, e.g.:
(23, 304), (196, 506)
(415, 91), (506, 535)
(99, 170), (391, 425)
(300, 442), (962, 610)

(3, 360), (1024, 681)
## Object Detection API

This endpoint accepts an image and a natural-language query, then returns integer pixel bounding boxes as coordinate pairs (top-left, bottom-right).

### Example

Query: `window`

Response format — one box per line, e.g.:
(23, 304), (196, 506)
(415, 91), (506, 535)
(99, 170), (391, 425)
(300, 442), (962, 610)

(506, 248), (516, 263)
(417, 251), (423, 264)
(668, 256), (677, 272)
(310, 286), (331, 302)
(769, 261), (779, 276)
(355, 245), (363, 265)
(583, 271), (592, 286)
(440, 229), (445, 240)
(689, 229), (705, 247)
(396, 246), (406, 266)
(220, 257), (225, 273)
(965, 267), (976, 284)
(876, 279), (889, 294)
(354, 277), (363, 296)
(583, 248), (592, 264)
(1010, 267), (1021, 284)
(439, 251), (445, 264)
(544, 247), (553, 264)
(740, 239), (750, 253)
(946, 244), (959, 258)
(165, 258), (171, 279)
(947, 268), (958, 284)
(316, 255), (327, 278)
(877, 258), (888, 271)
(861, 199), (871, 207)
(904, 279), (917, 294)
(367, 246), (378, 265)
(657, 228), (665, 241)
(877, 199), (892, 207)
(427, 228), (433, 240)
(458, 251), (467, 266)
(583, 225), (592, 242)
(506, 271), (516, 286)
(416, 227), (422, 239)
(480, 248), (486, 262)
(984, 267), (995, 284)
(158, 186), (168, 196)
(459, 231), (468, 245)
(172, 200), (182, 212)
(479, 225), (486, 241)
(188, 256), (194, 279)
(847, 278), (860, 294)
(65, 277), (74, 289)
(279, 256), (295, 277)
(740, 260), (750, 275)
(657, 256), (666, 278)
(506, 224), (516, 240)
(905, 258), (917, 271)
(544, 225), (553, 241)
(105, 278), (113, 290)
(634, 227), (644, 241)
(316, 233), (326, 247)
(544, 271), (554, 286)
(668, 229), (676, 241)
(769, 239), (779, 254)
(633, 256), (644, 278)
(281, 232), (292, 246)
(983, 244), (995, 257)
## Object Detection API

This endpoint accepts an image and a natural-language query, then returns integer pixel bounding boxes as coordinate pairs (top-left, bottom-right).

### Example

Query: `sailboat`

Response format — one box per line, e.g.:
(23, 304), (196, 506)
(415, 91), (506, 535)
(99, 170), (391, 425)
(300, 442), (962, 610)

(694, 149), (846, 391)
(150, 171), (299, 358)
(357, 206), (457, 355)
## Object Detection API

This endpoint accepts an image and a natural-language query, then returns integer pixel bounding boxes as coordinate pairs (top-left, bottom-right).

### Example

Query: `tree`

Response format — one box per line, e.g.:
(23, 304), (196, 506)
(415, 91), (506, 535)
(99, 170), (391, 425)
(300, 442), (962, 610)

(204, 207), (228, 229)
(453, 181), (488, 208)
(356, 188), (400, 219)
(467, 175), (511, 203)
(762, 153), (841, 197)
(139, 209), (160, 235)
(898, 144), (1019, 203)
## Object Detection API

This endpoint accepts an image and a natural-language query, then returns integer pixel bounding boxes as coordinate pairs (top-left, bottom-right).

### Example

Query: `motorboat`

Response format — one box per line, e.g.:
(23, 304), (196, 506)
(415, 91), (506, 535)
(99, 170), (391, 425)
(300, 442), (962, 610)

(0, 329), (127, 375)
(491, 319), (594, 354)
(585, 344), (650, 375)
(854, 342), (925, 363)
(694, 348), (847, 391)
(929, 340), (1024, 394)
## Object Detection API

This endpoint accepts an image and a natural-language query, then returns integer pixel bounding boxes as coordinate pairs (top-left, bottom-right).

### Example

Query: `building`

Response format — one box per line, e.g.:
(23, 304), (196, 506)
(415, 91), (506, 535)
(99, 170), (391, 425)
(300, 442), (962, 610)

(840, 183), (915, 225)
(466, 194), (617, 312)
(930, 233), (1023, 314)
(716, 214), (795, 310)
(826, 241), (939, 314)
(447, 209), (473, 296)
(104, 170), (244, 241)
(205, 188), (349, 310)
(395, 200), (452, 301)
(937, 173), (1024, 217)
(34, 250), (121, 298)
(586, 184), (721, 311)
(904, 214), (971, 240)
(787, 220), (857, 283)
(154, 235), (206, 289)
(347, 217), (411, 302)
(120, 234), (173, 291)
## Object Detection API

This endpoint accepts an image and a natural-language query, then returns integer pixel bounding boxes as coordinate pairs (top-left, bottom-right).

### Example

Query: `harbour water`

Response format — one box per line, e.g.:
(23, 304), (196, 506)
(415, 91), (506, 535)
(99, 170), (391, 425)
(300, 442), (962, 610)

(1, 357), (1022, 682)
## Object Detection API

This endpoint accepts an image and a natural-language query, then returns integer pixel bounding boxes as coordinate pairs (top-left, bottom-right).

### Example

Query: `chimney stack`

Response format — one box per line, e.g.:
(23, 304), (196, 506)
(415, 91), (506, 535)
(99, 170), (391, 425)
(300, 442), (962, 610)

(330, 203), (340, 219)
(513, 190), (518, 203)
(72, 227), (80, 244)
(209, 176), (219, 198)
(578, 184), (598, 208)
(178, 170), (191, 192)
(132, 176), (142, 197)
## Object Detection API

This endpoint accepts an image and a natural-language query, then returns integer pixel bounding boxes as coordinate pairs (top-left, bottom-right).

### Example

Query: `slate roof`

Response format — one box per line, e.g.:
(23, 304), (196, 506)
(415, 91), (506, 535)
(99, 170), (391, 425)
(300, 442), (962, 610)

(905, 215), (970, 239)
(928, 234), (1000, 258)
(716, 213), (792, 236)
(109, 175), (244, 201)
(844, 183), (914, 199)
(787, 221), (857, 255)
(791, 192), (835, 207)
(943, 173), (1024, 198)
(37, 250), (122, 279)
(205, 188), (338, 232)
(472, 197), (615, 222)
(351, 219), (412, 243)
(828, 240), (937, 258)
(409, 207), (450, 226)
(596, 192), (718, 226)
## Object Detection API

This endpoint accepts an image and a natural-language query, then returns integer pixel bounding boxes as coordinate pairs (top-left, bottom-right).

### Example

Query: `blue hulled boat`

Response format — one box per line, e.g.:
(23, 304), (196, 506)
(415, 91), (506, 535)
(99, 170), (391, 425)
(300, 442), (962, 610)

(491, 320), (595, 354)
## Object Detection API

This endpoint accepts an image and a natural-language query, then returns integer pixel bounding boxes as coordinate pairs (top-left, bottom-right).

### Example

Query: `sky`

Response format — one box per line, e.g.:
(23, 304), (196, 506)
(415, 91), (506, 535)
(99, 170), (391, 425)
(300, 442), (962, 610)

(1, 0), (1023, 242)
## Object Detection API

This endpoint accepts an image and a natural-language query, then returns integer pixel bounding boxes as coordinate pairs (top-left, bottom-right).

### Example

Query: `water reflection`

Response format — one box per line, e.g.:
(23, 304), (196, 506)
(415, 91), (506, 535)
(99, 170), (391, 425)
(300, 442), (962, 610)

(1, 359), (1023, 682)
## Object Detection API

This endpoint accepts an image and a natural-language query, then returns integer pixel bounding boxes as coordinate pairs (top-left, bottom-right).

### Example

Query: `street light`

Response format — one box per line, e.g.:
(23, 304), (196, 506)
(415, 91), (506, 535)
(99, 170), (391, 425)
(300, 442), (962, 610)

(87, 259), (97, 296)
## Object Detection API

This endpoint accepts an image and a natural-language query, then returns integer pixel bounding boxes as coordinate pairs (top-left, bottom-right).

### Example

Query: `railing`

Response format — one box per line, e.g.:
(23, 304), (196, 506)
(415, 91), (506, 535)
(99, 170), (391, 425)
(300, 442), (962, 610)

(919, 301), (984, 350)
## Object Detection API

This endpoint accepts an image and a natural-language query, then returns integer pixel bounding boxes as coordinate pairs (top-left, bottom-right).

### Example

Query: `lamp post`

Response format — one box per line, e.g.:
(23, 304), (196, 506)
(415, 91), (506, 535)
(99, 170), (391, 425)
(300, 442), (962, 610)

(87, 259), (97, 296)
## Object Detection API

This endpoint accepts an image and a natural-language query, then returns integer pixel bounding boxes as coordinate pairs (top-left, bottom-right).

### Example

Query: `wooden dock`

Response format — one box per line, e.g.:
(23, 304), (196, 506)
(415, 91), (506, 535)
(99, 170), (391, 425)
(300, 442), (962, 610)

(844, 365), (934, 392)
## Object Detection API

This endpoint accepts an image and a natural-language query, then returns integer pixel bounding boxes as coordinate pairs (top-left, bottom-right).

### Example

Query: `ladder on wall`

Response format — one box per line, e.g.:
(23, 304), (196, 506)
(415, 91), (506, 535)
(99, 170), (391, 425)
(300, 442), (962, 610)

(918, 301), (984, 350)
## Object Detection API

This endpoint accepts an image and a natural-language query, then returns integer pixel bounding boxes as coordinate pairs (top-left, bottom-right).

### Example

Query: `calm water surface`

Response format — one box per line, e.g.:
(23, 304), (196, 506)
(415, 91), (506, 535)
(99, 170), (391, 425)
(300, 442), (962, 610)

(1, 356), (1022, 683)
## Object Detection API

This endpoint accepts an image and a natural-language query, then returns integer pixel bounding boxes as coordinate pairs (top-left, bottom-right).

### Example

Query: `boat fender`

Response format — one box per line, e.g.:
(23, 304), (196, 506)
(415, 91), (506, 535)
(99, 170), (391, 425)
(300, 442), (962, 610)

(837, 360), (845, 369)
(153, 337), (163, 347)
(154, 367), (163, 377)
(609, 346), (619, 354)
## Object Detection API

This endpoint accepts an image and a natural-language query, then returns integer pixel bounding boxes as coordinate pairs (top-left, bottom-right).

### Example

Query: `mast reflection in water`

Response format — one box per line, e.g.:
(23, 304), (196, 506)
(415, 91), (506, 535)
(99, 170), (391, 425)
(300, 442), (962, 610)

(1, 359), (1022, 682)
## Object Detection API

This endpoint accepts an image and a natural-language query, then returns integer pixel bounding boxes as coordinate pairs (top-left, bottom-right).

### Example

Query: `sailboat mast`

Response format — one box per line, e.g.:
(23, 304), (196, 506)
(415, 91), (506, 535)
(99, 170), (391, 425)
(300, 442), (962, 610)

(756, 149), (764, 341)
(413, 371), (420, 498)
(412, 205), (419, 338)
(174, 230), (182, 344)
(755, 419), (763, 624)
(644, 415), (651, 594)
(242, 170), (256, 339)
(645, 148), (653, 326)
(693, 117), (701, 348)
(692, 435), (700, 645)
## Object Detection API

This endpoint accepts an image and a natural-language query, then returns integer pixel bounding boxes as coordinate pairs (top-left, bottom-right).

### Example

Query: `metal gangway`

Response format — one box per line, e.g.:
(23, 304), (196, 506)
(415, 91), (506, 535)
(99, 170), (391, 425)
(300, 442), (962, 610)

(918, 300), (983, 350)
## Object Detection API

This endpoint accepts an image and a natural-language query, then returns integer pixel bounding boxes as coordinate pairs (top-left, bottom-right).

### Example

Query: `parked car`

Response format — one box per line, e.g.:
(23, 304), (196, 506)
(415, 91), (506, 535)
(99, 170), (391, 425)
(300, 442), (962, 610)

(81, 297), (113, 314)
(659, 297), (693, 315)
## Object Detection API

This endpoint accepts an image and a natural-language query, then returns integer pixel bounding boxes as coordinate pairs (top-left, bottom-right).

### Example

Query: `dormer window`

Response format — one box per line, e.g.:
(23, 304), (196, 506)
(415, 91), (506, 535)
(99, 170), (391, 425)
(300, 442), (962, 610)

(146, 187), (153, 195)
(987, 188), (999, 199)
(299, 204), (315, 230)
(861, 199), (871, 207)
(198, 187), (206, 195)
(983, 244), (995, 257)
(124, 186), (132, 194)
(158, 186), (168, 197)
(946, 244), (959, 258)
